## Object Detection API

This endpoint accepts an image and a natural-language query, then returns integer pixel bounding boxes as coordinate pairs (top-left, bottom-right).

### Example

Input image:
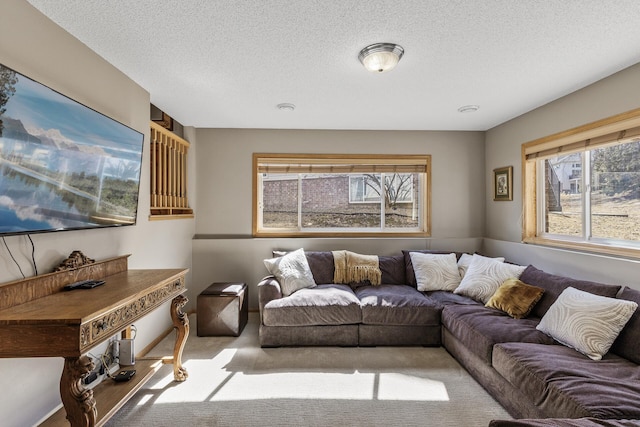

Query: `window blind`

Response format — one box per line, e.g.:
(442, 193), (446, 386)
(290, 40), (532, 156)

(523, 109), (640, 161)
(255, 154), (429, 174)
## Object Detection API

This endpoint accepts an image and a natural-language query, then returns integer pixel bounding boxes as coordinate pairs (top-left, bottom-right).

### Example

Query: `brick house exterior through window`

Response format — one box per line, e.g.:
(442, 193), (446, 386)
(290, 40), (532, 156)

(253, 154), (431, 237)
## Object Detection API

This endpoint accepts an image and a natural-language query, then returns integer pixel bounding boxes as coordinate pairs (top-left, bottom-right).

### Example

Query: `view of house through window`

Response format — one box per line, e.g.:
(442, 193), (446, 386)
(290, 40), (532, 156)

(543, 141), (640, 243)
(349, 174), (414, 205)
(523, 109), (640, 256)
(254, 154), (430, 236)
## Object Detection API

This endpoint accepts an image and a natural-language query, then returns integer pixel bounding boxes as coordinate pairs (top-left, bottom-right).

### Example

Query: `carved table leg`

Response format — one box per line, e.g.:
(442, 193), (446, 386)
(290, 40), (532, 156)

(60, 356), (97, 427)
(170, 294), (189, 381)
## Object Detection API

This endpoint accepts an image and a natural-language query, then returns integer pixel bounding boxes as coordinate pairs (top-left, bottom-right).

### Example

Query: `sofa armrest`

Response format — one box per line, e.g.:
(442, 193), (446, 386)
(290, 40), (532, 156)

(258, 275), (282, 322)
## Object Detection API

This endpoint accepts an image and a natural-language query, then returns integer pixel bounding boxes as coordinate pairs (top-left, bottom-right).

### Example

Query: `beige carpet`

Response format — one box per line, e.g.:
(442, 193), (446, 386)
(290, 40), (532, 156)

(105, 313), (511, 427)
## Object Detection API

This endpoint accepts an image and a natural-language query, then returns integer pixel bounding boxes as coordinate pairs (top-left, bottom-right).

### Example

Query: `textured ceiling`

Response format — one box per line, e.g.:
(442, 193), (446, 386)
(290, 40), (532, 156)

(25, 0), (640, 131)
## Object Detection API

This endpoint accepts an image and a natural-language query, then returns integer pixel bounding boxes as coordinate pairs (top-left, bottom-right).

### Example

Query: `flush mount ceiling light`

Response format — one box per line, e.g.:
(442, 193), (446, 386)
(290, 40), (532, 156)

(277, 103), (296, 111)
(358, 43), (404, 73)
(458, 105), (480, 113)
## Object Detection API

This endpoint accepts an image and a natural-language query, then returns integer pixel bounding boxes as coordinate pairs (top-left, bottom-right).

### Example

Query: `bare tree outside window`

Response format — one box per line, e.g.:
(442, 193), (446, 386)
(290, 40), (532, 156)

(363, 173), (413, 210)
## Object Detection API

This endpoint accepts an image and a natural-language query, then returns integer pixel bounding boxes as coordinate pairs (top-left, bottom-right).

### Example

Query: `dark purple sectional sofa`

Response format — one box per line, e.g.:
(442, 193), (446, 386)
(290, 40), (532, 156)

(257, 250), (640, 424)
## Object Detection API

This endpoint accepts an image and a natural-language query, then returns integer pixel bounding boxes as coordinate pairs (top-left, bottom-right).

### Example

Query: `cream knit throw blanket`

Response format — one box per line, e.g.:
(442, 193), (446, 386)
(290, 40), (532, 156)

(332, 250), (381, 285)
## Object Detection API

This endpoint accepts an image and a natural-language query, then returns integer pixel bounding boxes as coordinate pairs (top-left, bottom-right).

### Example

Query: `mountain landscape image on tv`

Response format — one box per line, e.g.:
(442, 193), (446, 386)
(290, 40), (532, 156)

(0, 63), (144, 236)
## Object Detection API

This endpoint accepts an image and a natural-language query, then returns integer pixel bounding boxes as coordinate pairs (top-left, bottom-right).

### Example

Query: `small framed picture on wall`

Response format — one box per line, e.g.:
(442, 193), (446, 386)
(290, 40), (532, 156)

(493, 166), (513, 201)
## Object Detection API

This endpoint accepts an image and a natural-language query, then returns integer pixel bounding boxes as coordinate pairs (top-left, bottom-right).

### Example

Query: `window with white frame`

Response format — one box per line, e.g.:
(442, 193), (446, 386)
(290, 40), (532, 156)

(253, 154), (430, 237)
(522, 108), (640, 257)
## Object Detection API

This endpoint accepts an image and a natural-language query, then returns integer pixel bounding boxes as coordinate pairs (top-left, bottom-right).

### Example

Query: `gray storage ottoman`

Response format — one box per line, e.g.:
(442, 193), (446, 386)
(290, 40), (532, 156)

(197, 282), (248, 336)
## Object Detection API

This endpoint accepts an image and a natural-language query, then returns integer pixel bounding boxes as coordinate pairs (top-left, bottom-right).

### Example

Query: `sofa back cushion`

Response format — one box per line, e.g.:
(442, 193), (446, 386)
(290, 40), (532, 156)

(611, 287), (640, 364)
(403, 250), (463, 287)
(519, 265), (622, 318)
(273, 251), (405, 285)
(378, 255), (407, 285)
(303, 251), (336, 284)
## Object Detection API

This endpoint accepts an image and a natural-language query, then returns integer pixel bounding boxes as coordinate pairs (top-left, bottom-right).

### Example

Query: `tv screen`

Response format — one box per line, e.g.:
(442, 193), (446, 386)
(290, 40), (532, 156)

(0, 63), (144, 236)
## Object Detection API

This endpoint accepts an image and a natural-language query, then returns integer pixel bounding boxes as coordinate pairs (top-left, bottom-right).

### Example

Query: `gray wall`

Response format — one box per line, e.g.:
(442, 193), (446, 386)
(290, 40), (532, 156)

(483, 62), (640, 288)
(191, 128), (485, 309)
(2, 2), (640, 426)
(0, 2), (195, 426)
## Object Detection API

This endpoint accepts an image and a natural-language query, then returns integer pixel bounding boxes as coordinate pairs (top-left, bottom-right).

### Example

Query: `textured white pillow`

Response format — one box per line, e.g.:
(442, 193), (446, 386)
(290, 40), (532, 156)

(410, 252), (461, 292)
(457, 253), (504, 279)
(537, 287), (638, 360)
(263, 248), (316, 296)
(454, 255), (526, 303)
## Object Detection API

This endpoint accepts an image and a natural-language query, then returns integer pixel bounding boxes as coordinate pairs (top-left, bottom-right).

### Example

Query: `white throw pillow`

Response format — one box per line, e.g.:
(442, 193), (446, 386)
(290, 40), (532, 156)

(457, 253), (504, 279)
(537, 287), (638, 360)
(263, 248), (316, 296)
(410, 252), (461, 292)
(454, 255), (526, 303)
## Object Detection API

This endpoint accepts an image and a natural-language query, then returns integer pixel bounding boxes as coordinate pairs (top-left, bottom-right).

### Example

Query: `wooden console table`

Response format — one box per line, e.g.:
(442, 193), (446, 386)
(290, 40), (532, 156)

(0, 255), (190, 427)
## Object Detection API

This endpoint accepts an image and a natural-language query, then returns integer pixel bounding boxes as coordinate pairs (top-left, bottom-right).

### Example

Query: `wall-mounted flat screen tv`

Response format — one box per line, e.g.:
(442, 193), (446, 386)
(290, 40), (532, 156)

(0, 63), (144, 236)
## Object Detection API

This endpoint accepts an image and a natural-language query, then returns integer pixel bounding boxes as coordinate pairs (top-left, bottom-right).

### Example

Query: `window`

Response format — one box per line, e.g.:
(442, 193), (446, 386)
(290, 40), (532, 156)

(253, 154), (431, 237)
(522, 108), (640, 258)
(149, 122), (194, 219)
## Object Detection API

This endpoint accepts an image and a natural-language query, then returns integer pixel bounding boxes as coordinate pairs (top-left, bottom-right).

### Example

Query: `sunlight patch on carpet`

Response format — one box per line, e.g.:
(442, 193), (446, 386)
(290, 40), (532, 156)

(210, 371), (375, 401)
(378, 373), (449, 401)
(135, 394), (153, 406)
(147, 349), (239, 403)
(140, 350), (452, 404)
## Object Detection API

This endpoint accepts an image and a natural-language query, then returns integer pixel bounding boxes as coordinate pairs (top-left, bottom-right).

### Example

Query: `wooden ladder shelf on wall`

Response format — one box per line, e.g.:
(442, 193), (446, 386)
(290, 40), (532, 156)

(0, 255), (190, 427)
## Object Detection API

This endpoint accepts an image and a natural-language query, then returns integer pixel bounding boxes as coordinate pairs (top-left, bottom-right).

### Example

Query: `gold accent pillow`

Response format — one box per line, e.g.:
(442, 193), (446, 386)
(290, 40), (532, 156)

(485, 278), (544, 319)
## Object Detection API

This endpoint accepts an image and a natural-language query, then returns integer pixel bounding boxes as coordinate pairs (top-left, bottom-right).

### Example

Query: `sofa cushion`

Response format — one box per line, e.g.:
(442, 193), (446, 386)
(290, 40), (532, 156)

(403, 250), (463, 287)
(409, 252), (461, 292)
(264, 248), (316, 296)
(457, 252), (504, 279)
(519, 265), (622, 318)
(359, 324), (442, 346)
(485, 278), (545, 319)
(272, 250), (337, 285)
(611, 287), (640, 364)
(378, 254), (407, 285)
(425, 290), (479, 306)
(454, 255), (527, 303)
(492, 342), (640, 419)
(304, 251), (336, 284)
(356, 285), (441, 326)
(537, 287), (637, 360)
(442, 304), (555, 364)
(262, 284), (361, 326)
